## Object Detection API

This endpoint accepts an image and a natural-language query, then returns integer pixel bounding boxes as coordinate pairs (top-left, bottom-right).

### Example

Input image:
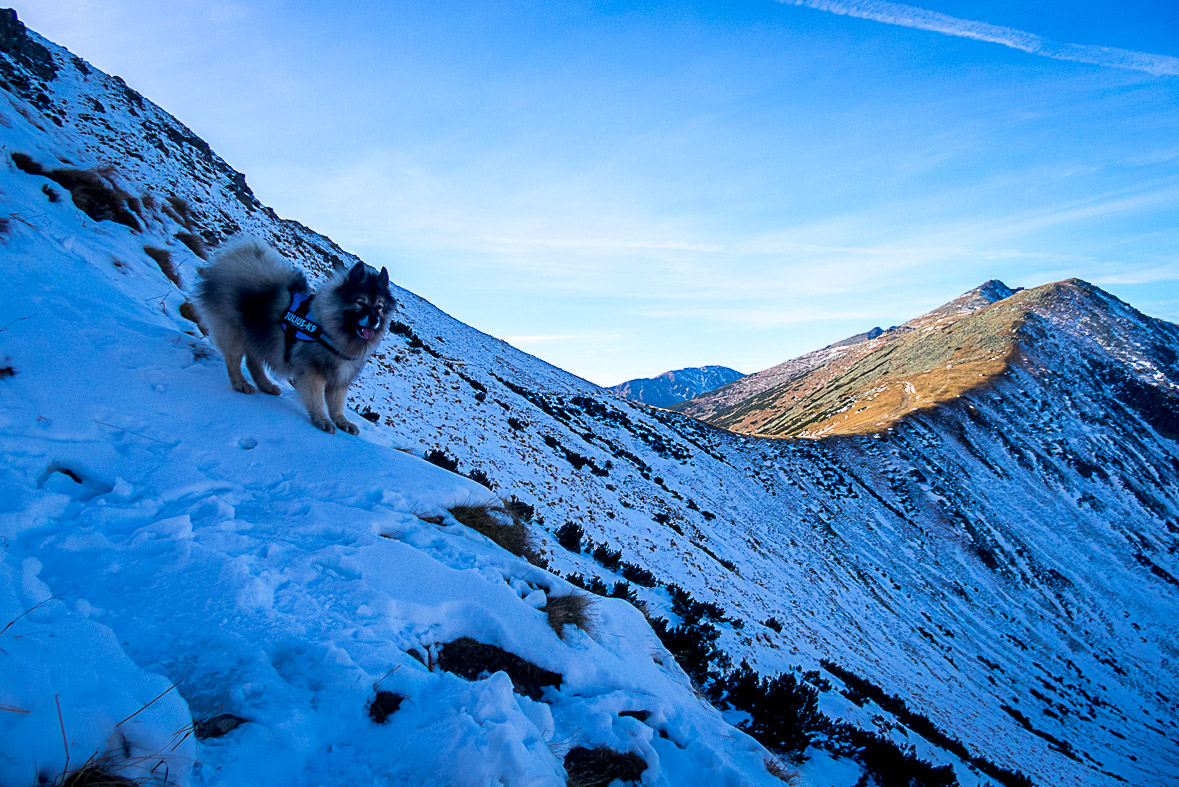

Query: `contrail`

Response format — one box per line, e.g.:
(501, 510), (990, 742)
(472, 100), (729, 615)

(782, 0), (1179, 77)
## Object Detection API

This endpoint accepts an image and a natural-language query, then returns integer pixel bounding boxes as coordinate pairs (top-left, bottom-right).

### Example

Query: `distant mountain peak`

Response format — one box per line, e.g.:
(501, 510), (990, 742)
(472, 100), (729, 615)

(976, 278), (1017, 301)
(912, 279), (1021, 325)
(611, 365), (744, 408)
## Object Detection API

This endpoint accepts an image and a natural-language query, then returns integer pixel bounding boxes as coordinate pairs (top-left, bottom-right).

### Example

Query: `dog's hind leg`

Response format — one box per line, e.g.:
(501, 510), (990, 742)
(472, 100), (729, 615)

(246, 356), (282, 396)
(326, 384), (359, 435)
(293, 373), (335, 433)
(219, 334), (256, 394)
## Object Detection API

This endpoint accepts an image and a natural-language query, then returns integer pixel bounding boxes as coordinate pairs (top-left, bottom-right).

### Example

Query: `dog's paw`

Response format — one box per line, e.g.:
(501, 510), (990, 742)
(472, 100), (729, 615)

(233, 381), (256, 394)
(311, 416), (336, 434)
(334, 418), (360, 435)
(258, 383), (282, 396)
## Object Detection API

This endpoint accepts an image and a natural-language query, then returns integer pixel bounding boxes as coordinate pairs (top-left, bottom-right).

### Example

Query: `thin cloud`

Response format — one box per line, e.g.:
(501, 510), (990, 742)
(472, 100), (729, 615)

(1086, 265), (1179, 286)
(502, 333), (628, 345)
(782, 0), (1179, 76)
(481, 236), (725, 253)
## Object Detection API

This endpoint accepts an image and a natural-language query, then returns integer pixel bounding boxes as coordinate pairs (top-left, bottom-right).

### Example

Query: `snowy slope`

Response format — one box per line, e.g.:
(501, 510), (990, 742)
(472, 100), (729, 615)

(0, 14), (788, 787)
(610, 366), (745, 408)
(3, 11), (1178, 787)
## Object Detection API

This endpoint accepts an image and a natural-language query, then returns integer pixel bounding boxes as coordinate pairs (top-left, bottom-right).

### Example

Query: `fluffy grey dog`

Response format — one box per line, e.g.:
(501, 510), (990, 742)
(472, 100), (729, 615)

(195, 239), (394, 434)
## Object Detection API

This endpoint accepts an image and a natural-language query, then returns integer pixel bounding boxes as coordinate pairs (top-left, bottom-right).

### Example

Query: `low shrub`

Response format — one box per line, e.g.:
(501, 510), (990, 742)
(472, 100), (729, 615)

(424, 449), (459, 473)
(592, 543), (622, 571)
(563, 746), (646, 787)
(556, 522), (583, 553)
(666, 583), (728, 626)
(648, 617), (729, 686)
(838, 727), (957, 787)
(500, 498), (533, 527)
(437, 637), (561, 700)
(710, 662), (826, 762)
(466, 468), (492, 489)
(619, 561), (658, 588)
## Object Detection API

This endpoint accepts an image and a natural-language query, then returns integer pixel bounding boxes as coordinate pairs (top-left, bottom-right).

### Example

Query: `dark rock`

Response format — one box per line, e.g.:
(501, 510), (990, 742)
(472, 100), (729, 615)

(0, 9), (57, 81)
(194, 713), (247, 740)
(368, 690), (404, 724)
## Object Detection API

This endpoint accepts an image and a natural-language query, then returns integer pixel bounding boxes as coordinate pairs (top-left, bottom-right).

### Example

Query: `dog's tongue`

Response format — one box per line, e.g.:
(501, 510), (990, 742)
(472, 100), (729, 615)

(360, 327), (375, 341)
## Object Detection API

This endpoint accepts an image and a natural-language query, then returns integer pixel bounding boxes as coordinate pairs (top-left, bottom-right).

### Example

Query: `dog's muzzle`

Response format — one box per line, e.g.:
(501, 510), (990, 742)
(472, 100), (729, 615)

(356, 312), (379, 341)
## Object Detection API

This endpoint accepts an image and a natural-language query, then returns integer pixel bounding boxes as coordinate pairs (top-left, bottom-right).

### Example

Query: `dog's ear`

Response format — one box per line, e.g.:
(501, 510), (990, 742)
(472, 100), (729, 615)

(347, 261), (366, 282)
(378, 267), (389, 287)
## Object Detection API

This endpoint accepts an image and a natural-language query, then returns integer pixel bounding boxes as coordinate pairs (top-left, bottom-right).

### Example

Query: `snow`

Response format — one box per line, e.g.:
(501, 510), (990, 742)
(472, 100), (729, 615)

(0, 64), (785, 785)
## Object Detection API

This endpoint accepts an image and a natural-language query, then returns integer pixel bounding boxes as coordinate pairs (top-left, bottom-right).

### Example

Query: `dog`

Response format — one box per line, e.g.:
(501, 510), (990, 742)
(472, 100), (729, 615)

(195, 238), (394, 434)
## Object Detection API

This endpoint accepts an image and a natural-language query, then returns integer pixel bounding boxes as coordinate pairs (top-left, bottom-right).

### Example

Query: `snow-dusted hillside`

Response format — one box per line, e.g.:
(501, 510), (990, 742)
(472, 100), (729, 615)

(2, 11), (1178, 787)
(610, 366), (744, 408)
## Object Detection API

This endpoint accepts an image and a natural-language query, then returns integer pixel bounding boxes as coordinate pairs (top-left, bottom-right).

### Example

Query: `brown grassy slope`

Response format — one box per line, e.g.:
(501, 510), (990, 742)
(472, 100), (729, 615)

(704, 285), (1067, 438)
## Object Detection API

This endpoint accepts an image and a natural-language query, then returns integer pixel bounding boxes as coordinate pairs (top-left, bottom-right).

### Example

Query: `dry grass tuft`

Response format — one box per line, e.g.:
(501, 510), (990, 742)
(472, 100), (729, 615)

(542, 594), (592, 638)
(178, 300), (204, 332)
(143, 246), (181, 288)
(47, 168), (141, 231)
(449, 503), (546, 567)
(56, 766), (138, 786)
(165, 195), (194, 229)
(174, 231), (208, 260)
(563, 746), (647, 787)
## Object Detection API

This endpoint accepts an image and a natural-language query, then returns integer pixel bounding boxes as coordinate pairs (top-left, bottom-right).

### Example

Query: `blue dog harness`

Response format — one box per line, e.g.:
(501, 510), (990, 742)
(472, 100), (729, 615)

(282, 292), (357, 361)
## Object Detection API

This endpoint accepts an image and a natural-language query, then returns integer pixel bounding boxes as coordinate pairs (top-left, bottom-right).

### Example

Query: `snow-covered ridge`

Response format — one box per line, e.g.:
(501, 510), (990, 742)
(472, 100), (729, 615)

(2, 10), (1178, 787)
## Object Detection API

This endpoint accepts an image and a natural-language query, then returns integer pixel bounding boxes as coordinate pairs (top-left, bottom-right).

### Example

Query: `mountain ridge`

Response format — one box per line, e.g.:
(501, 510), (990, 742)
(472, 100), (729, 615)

(677, 278), (1162, 439)
(676, 278), (1024, 430)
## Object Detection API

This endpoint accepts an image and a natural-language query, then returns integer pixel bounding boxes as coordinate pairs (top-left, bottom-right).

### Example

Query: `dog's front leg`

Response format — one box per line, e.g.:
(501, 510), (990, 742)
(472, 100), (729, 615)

(293, 373), (335, 433)
(326, 384), (359, 435)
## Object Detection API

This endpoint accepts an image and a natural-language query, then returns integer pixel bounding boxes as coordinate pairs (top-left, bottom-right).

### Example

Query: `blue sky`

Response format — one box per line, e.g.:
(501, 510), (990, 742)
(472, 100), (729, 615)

(18, 1), (1179, 385)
